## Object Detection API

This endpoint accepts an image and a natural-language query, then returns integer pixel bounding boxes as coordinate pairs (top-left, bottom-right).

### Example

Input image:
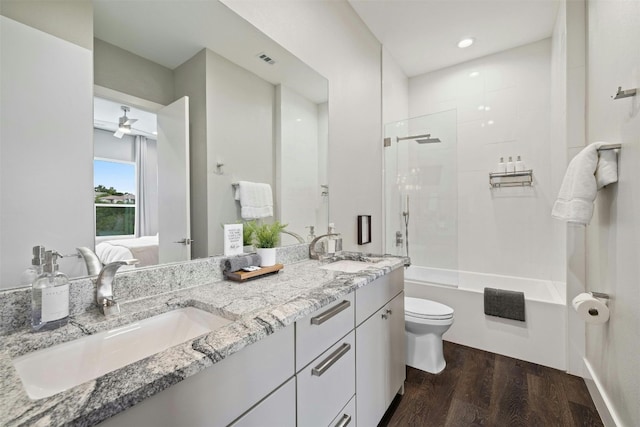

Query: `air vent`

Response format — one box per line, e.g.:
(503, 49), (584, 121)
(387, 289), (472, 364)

(257, 52), (276, 65)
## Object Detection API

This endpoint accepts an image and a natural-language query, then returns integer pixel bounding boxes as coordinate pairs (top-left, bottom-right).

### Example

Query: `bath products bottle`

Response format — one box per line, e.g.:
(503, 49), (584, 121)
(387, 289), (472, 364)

(496, 157), (506, 173)
(20, 245), (46, 286)
(31, 250), (70, 332)
(515, 155), (525, 172)
(506, 156), (515, 173)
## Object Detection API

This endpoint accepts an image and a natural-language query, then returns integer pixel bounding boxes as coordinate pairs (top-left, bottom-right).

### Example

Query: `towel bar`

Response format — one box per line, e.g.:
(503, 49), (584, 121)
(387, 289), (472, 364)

(596, 144), (621, 152)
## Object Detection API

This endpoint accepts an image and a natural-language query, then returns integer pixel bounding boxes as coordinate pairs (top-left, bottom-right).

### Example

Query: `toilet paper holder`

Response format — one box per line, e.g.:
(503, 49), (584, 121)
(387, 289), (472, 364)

(590, 291), (609, 300)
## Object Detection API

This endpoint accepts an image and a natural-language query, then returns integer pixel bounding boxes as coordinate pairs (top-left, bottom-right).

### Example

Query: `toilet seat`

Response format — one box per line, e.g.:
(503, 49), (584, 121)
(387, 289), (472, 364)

(405, 297), (454, 320)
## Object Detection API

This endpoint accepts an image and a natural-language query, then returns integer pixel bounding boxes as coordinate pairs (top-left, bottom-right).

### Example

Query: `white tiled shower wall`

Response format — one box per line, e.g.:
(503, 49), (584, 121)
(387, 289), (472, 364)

(409, 39), (562, 281)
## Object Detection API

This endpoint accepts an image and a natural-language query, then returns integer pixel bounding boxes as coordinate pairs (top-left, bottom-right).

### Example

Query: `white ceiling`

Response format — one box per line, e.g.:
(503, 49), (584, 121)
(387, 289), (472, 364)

(93, 0), (328, 104)
(349, 0), (561, 77)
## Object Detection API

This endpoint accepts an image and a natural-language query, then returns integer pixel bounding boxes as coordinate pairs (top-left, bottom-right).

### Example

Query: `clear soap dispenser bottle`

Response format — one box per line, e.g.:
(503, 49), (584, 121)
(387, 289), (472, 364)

(21, 245), (46, 287)
(31, 250), (70, 332)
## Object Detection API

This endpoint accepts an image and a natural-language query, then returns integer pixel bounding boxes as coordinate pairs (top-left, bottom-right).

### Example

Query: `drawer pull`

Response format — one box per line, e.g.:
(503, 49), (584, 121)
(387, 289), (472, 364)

(334, 414), (352, 427)
(311, 300), (351, 325)
(312, 343), (351, 377)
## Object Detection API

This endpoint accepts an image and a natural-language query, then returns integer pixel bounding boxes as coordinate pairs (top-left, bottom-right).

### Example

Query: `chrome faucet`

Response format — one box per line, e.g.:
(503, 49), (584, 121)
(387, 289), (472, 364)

(309, 234), (343, 260)
(77, 247), (102, 276)
(96, 259), (138, 316)
(281, 229), (306, 244)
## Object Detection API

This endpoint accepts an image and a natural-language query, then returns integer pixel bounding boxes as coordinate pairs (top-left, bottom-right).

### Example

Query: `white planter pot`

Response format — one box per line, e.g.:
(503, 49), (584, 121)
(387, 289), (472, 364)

(256, 248), (276, 267)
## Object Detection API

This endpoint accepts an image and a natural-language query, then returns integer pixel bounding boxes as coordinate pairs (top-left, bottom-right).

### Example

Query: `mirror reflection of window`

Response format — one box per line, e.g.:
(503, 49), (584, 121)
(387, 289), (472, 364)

(94, 159), (136, 237)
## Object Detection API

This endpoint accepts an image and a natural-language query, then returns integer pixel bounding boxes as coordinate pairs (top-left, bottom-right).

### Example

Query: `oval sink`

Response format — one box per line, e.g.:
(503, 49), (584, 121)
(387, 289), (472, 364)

(13, 307), (231, 400)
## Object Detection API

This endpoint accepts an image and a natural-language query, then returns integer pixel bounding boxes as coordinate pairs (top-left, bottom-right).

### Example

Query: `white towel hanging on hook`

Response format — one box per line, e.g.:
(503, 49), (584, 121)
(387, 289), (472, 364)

(551, 142), (619, 225)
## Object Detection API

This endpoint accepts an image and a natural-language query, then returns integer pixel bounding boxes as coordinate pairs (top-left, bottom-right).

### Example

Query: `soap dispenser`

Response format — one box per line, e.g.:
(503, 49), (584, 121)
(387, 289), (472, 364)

(21, 245), (46, 286)
(31, 250), (70, 332)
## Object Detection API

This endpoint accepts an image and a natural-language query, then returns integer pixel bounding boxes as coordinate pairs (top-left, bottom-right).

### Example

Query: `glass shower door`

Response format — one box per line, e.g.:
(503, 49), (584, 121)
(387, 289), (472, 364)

(383, 110), (458, 271)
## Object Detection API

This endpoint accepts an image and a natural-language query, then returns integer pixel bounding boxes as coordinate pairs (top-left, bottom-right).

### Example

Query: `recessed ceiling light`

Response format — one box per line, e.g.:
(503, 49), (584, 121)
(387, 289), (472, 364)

(458, 38), (475, 48)
(469, 71), (480, 78)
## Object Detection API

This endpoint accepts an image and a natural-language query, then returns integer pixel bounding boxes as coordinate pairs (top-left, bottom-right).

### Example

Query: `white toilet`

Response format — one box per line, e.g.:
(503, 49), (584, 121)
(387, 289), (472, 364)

(404, 297), (455, 374)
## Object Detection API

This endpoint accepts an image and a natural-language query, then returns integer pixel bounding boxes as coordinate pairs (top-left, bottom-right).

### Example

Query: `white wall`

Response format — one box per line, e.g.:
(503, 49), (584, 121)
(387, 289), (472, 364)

(0, 0), (93, 50)
(585, 1), (640, 425)
(0, 16), (93, 286)
(222, 0), (383, 251)
(174, 50), (209, 259)
(206, 49), (275, 255)
(382, 47), (409, 126)
(175, 48), (275, 256)
(94, 38), (175, 106)
(551, 0), (588, 378)
(381, 48), (409, 254)
(276, 85), (320, 245)
(409, 40), (559, 281)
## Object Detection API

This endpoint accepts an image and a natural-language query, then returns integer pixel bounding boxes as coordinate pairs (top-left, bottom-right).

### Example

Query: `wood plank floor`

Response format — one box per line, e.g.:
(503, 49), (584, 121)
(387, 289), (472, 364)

(379, 341), (604, 427)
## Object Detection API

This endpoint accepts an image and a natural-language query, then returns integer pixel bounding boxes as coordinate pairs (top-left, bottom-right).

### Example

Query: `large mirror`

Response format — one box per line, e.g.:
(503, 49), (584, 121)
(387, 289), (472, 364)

(0, 0), (328, 289)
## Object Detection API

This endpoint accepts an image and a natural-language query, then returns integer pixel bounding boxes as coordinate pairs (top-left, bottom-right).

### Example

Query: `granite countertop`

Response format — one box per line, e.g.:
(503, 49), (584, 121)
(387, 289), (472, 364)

(0, 253), (406, 427)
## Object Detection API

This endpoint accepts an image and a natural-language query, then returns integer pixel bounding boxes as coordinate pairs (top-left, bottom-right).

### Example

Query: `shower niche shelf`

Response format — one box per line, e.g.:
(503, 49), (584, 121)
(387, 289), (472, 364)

(489, 170), (533, 188)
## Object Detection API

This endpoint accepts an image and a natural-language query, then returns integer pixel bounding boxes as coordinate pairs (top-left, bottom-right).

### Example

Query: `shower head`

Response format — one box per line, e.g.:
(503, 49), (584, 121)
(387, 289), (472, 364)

(415, 137), (441, 144)
(396, 133), (441, 144)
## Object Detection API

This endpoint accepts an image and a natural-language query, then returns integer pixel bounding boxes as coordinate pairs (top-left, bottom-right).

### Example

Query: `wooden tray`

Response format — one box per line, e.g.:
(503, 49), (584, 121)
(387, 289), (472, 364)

(224, 264), (284, 282)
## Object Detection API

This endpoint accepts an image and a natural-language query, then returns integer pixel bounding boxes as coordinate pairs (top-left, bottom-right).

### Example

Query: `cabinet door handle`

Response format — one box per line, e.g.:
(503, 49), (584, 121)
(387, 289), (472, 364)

(333, 414), (352, 427)
(312, 343), (351, 377)
(386, 309), (392, 315)
(311, 300), (351, 325)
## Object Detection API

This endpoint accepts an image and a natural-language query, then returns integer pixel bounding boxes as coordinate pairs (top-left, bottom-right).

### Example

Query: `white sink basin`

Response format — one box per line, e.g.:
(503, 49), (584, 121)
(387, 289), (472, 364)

(319, 259), (383, 273)
(13, 307), (231, 399)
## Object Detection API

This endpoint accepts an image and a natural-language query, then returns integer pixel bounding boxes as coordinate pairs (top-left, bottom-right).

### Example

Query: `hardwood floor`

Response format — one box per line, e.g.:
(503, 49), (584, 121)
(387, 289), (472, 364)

(379, 341), (604, 427)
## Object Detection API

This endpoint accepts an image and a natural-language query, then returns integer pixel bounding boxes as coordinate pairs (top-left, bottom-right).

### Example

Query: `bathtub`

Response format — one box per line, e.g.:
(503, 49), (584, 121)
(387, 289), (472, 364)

(404, 266), (567, 370)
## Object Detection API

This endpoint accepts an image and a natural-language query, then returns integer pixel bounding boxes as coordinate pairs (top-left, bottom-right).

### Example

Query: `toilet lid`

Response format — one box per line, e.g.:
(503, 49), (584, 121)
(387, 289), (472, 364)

(405, 297), (454, 320)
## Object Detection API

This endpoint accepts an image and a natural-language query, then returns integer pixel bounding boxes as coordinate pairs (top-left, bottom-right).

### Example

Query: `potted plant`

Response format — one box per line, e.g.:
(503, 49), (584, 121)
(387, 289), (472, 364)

(242, 220), (256, 252)
(249, 221), (287, 267)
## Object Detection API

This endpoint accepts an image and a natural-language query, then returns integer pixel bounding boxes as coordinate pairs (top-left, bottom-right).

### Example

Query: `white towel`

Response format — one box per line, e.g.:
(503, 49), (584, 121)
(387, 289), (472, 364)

(235, 181), (273, 220)
(595, 147), (618, 189)
(551, 142), (618, 225)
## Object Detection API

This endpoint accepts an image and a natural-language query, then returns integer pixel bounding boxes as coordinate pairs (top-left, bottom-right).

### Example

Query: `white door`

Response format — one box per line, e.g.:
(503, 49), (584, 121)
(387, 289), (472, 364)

(157, 96), (190, 263)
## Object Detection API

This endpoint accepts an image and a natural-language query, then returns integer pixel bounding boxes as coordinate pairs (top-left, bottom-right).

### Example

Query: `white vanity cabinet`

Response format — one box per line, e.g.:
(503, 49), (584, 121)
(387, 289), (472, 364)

(99, 267), (404, 427)
(98, 325), (295, 427)
(230, 378), (296, 427)
(355, 268), (405, 427)
(294, 293), (356, 426)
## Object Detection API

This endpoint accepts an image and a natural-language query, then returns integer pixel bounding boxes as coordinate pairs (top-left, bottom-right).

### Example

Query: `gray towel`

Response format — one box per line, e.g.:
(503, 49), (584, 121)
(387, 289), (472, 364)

(222, 253), (261, 272)
(484, 287), (525, 322)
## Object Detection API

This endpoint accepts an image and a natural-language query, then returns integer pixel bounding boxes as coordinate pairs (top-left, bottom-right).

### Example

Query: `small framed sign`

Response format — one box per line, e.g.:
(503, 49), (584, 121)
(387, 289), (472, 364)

(357, 215), (372, 245)
(224, 223), (243, 256)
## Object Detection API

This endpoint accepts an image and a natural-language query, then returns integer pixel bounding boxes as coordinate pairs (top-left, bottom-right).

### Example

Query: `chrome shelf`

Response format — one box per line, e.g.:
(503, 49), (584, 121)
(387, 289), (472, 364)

(489, 169), (533, 188)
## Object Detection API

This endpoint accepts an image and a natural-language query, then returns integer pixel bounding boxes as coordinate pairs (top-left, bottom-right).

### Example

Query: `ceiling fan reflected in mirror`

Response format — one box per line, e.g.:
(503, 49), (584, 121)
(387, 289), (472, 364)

(114, 106), (138, 139)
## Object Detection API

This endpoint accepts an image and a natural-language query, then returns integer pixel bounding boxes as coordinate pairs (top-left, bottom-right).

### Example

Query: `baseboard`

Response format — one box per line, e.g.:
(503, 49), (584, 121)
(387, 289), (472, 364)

(583, 358), (623, 427)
